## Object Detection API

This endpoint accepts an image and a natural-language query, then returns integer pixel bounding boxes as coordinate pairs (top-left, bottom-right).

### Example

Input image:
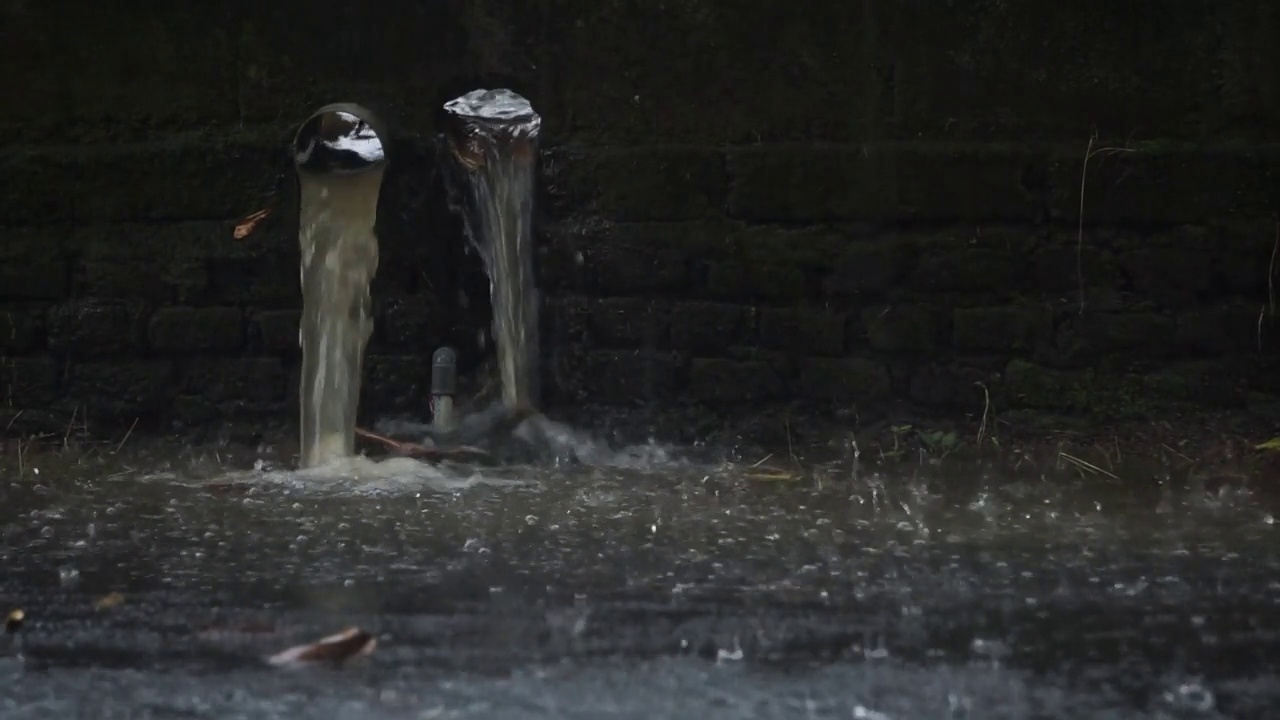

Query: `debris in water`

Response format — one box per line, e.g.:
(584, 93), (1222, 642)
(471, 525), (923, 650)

(354, 426), (490, 462)
(267, 627), (376, 669)
(4, 609), (23, 634)
(95, 592), (125, 611)
(233, 207), (273, 239)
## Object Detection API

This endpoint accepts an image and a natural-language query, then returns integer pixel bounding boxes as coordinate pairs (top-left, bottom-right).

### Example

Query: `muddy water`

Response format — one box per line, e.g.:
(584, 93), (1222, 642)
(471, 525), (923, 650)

(1, 443), (1277, 719)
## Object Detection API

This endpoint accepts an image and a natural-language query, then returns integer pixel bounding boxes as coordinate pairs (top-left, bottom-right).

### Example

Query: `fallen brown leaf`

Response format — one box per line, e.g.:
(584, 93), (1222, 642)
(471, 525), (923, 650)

(96, 592), (126, 610)
(233, 207), (273, 239)
(267, 626), (376, 669)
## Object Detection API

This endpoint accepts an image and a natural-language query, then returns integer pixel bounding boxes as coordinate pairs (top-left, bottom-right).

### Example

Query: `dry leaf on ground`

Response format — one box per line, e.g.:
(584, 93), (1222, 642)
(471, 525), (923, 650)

(267, 627), (376, 669)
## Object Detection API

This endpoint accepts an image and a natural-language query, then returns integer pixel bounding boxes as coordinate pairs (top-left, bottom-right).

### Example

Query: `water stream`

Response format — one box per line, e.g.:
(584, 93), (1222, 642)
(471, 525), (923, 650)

(443, 89), (542, 412)
(294, 107), (386, 468)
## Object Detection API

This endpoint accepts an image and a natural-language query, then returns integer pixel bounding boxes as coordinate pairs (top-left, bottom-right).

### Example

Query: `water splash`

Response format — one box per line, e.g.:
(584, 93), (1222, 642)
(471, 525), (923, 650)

(443, 88), (541, 412)
(294, 106), (387, 468)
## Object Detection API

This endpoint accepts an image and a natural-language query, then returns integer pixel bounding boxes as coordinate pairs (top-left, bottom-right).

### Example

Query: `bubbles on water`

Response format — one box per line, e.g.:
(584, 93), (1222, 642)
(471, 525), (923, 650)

(1161, 679), (1216, 714)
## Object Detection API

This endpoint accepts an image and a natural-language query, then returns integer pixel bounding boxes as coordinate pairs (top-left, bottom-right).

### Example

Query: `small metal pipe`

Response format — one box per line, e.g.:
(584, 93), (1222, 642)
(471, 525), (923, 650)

(431, 346), (458, 434)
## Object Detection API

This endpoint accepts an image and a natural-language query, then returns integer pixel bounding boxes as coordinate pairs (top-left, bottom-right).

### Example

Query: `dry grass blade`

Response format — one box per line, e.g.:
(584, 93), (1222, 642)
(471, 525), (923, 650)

(1058, 451), (1120, 480)
(267, 627), (376, 669)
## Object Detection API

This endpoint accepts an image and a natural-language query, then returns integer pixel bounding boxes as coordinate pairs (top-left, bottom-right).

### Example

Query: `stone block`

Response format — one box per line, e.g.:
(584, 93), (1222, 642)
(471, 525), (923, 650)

(1054, 312), (1177, 363)
(1031, 244), (1121, 296)
(730, 143), (1050, 224)
(727, 147), (893, 222)
(909, 363), (996, 409)
(66, 361), (174, 419)
(549, 0), (874, 143)
(1175, 305), (1260, 356)
(182, 358), (285, 403)
(0, 309), (44, 353)
(378, 296), (445, 350)
(668, 302), (756, 355)
(892, 144), (1046, 221)
(207, 252), (299, 306)
(0, 357), (58, 407)
(1003, 359), (1091, 411)
(909, 229), (1039, 294)
(47, 302), (143, 355)
(759, 309), (845, 356)
(149, 307), (245, 353)
(1138, 361), (1250, 409)
(578, 350), (682, 405)
(2, 4), (239, 142)
(796, 358), (891, 404)
(952, 306), (1053, 353)
(362, 355), (432, 415)
(707, 225), (844, 303)
(1216, 222), (1277, 296)
(582, 222), (735, 295)
(689, 358), (784, 404)
(863, 305), (940, 352)
(1048, 146), (1280, 225)
(590, 298), (670, 348)
(823, 240), (910, 299)
(706, 262), (809, 304)
(0, 261), (68, 300)
(252, 310), (302, 353)
(82, 258), (207, 303)
(0, 133), (288, 224)
(1120, 248), (1216, 308)
(885, 2), (1223, 140)
(552, 148), (726, 221)
(235, 2), (472, 127)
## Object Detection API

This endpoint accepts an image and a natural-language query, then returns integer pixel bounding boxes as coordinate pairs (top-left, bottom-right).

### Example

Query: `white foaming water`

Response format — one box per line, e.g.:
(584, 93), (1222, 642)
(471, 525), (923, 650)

(519, 414), (686, 470)
(294, 111), (385, 165)
(150, 454), (535, 496)
(444, 88), (542, 127)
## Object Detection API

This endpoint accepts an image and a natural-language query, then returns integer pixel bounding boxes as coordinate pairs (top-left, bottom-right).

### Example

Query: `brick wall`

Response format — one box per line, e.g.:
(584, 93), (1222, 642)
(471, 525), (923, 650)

(2, 1), (1279, 433)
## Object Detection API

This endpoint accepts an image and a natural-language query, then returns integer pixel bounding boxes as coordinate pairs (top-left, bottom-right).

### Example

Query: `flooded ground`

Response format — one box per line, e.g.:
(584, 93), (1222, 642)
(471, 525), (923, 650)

(1, 434), (1278, 719)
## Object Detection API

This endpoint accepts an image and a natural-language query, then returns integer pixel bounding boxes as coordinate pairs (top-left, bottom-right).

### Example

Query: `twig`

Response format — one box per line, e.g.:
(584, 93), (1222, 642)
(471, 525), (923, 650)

(1077, 133), (1139, 315)
(354, 427), (490, 462)
(1259, 221), (1279, 353)
(1160, 443), (1193, 463)
(784, 417), (799, 467)
(749, 453), (774, 468)
(975, 382), (991, 446)
(113, 418), (139, 454)
(1059, 451), (1120, 480)
(4, 409), (21, 432)
(17, 437), (24, 477)
(63, 404), (78, 450)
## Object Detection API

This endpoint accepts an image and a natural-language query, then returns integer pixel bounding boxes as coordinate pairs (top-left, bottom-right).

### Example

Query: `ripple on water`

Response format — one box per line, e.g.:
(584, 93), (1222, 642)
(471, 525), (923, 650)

(2, 437), (1278, 720)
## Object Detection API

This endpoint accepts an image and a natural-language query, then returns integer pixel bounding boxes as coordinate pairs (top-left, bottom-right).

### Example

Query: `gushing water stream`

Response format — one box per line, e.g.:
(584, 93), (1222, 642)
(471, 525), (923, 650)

(294, 105), (387, 468)
(443, 89), (542, 412)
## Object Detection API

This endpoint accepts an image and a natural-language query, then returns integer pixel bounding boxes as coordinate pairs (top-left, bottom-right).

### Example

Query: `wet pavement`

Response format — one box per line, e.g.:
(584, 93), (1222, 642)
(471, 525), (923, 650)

(1, 437), (1278, 719)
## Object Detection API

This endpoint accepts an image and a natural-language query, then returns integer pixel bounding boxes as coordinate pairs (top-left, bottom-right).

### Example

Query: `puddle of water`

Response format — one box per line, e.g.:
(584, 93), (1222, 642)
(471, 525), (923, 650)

(1, 432), (1278, 719)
